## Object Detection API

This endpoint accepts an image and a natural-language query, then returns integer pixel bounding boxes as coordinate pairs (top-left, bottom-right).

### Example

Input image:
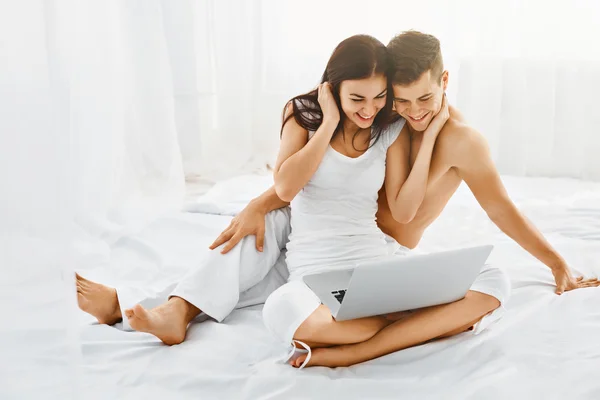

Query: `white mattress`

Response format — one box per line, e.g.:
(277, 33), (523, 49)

(11, 175), (600, 399)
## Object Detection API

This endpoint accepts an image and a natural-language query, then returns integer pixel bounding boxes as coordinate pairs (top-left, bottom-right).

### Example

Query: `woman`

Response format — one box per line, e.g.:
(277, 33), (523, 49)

(76, 34), (444, 346)
(258, 34), (449, 369)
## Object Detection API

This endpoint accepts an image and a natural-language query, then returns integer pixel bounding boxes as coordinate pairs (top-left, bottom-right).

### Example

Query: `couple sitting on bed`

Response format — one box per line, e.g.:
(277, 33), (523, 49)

(76, 31), (599, 368)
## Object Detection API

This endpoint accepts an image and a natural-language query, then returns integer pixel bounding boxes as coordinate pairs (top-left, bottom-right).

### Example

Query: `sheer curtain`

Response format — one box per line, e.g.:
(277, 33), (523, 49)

(162, 0), (280, 181)
(1, 1), (184, 398)
(186, 0), (600, 181)
(2, 1), (600, 397)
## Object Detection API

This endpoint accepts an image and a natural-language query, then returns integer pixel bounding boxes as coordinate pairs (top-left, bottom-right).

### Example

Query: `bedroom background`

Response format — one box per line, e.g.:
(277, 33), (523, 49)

(1, 0), (599, 397)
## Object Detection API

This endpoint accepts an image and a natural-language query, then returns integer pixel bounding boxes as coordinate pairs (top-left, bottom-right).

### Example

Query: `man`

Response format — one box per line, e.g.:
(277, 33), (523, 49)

(209, 31), (599, 367)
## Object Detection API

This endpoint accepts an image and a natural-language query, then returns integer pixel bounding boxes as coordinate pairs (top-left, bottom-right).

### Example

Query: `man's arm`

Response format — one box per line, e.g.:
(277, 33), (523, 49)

(209, 186), (289, 254)
(453, 127), (599, 293)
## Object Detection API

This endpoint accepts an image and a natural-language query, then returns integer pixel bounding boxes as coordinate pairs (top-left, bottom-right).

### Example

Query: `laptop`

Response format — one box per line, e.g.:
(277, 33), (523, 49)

(302, 245), (493, 321)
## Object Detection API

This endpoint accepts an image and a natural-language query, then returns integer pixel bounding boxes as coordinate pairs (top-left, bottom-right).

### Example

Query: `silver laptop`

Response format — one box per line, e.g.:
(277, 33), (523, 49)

(302, 245), (493, 321)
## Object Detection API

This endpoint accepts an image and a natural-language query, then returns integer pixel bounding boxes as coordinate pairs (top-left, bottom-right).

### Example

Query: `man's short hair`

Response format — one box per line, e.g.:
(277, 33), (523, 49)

(387, 31), (444, 86)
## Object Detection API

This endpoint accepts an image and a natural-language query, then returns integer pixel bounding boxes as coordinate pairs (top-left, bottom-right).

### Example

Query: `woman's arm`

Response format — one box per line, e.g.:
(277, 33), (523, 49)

(251, 186), (290, 214)
(384, 97), (449, 224)
(274, 83), (339, 201)
(210, 84), (339, 253)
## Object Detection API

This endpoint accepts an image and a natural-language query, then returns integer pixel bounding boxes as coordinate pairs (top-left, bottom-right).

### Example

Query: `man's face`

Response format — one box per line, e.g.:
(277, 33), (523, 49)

(392, 70), (448, 132)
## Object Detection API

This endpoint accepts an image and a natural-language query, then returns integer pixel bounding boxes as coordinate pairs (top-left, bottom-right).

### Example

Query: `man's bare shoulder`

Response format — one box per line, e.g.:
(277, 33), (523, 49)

(436, 105), (488, 162)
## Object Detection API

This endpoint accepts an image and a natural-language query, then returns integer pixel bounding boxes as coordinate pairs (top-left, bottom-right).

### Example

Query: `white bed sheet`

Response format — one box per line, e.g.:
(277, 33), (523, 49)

(52, 176), (600, 398)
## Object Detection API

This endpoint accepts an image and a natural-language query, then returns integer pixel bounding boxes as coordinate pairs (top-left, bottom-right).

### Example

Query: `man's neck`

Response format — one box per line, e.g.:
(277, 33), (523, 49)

(406, 124), (425, 138)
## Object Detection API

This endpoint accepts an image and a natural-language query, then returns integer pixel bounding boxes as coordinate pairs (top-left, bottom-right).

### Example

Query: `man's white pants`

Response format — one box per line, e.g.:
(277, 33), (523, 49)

(115, 208), (291, 330)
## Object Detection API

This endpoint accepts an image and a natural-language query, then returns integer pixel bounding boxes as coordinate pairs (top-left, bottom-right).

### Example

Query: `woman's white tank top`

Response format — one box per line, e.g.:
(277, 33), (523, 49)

(286, 116), (405, 281)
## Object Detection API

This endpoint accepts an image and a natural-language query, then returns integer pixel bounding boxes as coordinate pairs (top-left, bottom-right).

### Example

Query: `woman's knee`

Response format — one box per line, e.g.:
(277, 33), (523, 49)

(293, 305), (332, 340)
(262, 281), (321, 344)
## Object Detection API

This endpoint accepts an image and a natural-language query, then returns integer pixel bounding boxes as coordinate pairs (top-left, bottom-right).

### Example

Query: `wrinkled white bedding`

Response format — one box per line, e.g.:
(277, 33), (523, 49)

(9, 175), (600, 399)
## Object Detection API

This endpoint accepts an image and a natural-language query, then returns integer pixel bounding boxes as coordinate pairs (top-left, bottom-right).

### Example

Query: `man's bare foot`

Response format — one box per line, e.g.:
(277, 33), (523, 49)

(76, 273), (122, 325)
(124, 297), (198, 345)
(290, 346), (349, 368)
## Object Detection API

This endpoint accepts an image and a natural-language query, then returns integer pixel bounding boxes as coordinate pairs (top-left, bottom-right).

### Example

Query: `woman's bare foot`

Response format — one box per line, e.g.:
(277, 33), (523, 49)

(76, 273), (122, 325)
(289, 324), (475, 368)
(124, 297), (199, 345)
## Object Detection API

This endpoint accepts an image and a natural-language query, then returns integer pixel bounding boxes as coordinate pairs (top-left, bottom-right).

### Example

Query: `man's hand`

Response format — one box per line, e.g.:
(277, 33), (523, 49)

(552, 266), (600, 295)
(209, 202), (267, 254)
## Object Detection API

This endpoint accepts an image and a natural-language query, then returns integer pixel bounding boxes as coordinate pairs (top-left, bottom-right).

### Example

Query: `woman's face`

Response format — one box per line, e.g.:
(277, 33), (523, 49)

(338, 74), (387, 130)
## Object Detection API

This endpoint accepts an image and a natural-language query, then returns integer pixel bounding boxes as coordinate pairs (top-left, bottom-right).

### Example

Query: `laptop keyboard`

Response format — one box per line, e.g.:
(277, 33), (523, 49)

(331, 289), (347, 304)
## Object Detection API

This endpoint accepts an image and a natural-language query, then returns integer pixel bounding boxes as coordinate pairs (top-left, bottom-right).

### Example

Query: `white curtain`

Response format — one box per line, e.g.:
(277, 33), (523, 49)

(1, 1), (184, 397)
(64, 1), (185, 243)
(2, 1), (600, 397)
(161, 0), (281, 181)
(112, 0), (600, 182)
(183, 0), (600, 181)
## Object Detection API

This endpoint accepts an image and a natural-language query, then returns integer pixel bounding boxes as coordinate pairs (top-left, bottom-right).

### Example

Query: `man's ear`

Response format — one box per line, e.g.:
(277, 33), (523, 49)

(441, 70), (449, 91)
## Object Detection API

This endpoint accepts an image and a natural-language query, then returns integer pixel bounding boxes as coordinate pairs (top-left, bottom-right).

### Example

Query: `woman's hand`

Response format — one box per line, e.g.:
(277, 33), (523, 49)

(423, 93), (449, 140)
(318, 82), (340, 124)
(209, 201), (267, 254)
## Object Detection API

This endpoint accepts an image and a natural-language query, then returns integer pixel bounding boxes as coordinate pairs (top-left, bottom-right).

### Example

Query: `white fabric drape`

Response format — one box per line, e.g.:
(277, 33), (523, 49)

(63, 1), (185, 243)
(187, 0), (600, 180)
(1, 1), (79, 395)
(2, 1), (600, 397)
(1, 1), (184, 398)
(162, 0), (279, 181)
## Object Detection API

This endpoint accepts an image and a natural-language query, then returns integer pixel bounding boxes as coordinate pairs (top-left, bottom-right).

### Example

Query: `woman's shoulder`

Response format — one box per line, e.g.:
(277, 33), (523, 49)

(281, 97), (320, 140)
(379, 116), (406, 149)
(385, 116), (406, 134)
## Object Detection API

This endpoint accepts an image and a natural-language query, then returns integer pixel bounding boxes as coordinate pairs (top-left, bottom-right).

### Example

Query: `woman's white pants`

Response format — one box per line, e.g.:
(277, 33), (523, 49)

(114, 208), (291, 330)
